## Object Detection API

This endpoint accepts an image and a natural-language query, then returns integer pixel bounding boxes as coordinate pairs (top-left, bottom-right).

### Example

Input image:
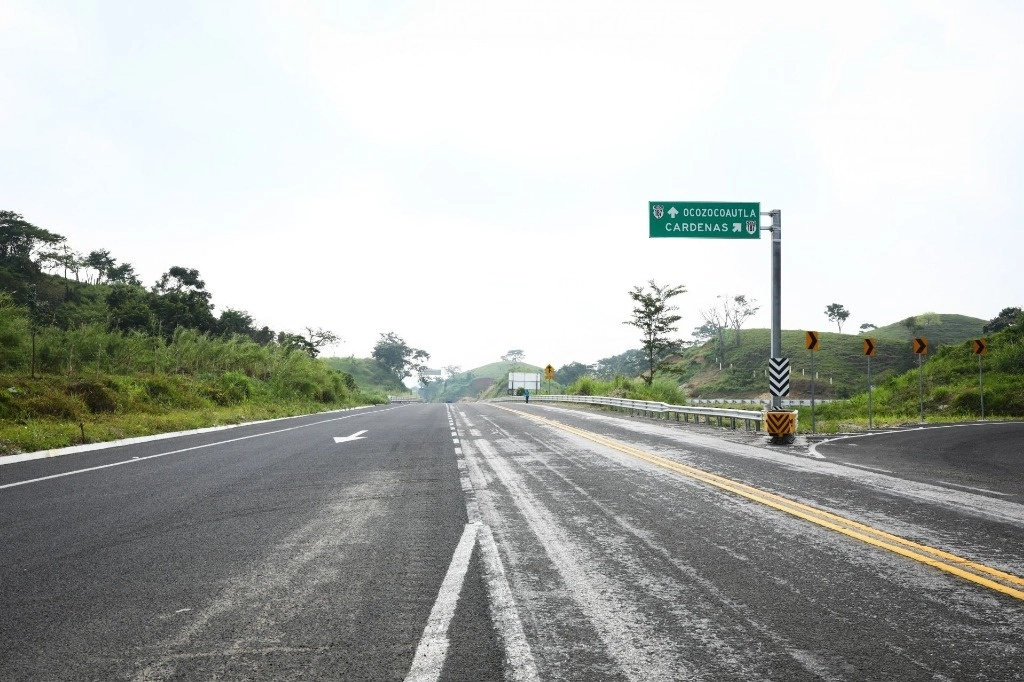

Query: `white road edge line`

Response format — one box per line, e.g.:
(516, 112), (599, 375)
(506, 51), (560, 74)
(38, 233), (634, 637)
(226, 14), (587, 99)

(839, 462), (895, 474)
(0, 405), (378, 466)
(404, 522), (480, 682)
(0, 410), (391, 491)
(935, 480), (1012, 497)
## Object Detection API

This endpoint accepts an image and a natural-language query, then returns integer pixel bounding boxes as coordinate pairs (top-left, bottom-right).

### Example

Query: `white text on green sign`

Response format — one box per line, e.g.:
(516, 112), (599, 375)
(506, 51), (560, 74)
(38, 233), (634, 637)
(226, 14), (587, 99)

(649, 202), (761, 239)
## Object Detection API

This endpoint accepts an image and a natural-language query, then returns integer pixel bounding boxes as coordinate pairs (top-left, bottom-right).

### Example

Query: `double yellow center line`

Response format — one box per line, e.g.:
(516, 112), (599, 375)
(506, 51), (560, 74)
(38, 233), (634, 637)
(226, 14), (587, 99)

(499, 406), (1024, 602)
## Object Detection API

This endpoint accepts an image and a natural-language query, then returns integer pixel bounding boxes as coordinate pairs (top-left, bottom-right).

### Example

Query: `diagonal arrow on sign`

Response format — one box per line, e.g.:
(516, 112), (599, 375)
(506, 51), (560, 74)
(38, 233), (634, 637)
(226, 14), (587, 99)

(333, 430), (368, 444)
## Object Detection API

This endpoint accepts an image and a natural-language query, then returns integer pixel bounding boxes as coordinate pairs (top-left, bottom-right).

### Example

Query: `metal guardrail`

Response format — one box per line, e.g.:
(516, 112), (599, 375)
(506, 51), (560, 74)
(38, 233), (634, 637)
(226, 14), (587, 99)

(388, 395), (423, 403)
(492, 394), (763, 431)
(689, 398), (834, 407)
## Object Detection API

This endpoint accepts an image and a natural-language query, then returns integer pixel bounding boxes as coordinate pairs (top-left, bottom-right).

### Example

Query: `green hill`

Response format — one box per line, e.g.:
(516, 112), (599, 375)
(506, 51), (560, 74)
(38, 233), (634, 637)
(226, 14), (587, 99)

(670, 313), (987, 400)
(419, 361), (545, 402)
(817, 313), (1024, 425)
(871, 313), (984, 343)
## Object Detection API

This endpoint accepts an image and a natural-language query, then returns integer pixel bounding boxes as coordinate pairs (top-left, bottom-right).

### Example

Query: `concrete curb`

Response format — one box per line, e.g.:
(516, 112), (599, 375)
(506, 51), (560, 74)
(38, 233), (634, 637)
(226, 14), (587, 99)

(0, 405), (377, 467)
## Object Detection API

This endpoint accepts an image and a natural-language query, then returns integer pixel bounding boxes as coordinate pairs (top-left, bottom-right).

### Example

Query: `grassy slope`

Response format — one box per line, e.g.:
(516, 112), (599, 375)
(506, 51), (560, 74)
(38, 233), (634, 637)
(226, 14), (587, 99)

(677, 313), (986, 399)
(0, 370), (386, 454)
(816, 317), (1024, 427)
(871, 314), (985, 342)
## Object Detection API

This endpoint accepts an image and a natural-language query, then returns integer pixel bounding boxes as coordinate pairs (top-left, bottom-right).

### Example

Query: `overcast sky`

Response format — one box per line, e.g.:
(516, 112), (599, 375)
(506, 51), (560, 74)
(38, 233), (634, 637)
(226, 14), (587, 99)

(3, 0), (1022, 374)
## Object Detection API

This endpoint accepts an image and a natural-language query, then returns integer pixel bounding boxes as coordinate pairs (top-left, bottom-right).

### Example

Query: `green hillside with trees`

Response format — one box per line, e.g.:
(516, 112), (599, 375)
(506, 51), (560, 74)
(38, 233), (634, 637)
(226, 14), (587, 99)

(0, 210), (432, 454)
(418, 350), (544, 403)
(672, 312), (986, 400)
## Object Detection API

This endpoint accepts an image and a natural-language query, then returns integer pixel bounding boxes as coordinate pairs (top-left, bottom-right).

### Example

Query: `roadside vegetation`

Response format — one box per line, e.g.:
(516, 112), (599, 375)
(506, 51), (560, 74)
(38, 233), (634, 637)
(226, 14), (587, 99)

(0, 211), (406, 454)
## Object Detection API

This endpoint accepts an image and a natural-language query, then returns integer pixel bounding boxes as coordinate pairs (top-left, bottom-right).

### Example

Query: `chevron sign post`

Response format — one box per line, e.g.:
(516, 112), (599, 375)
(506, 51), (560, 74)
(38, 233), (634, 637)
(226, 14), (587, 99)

(768, 357), (791, 397)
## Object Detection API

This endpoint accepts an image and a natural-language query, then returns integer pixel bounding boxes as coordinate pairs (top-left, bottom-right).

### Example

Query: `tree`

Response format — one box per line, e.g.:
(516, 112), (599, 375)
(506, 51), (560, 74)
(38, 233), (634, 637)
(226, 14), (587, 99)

(555, 361), (593, 385)
(859, 323), (877, 333)
(372, 332), (430, 382)
(106, 284), (155, 333)
(107, 262), (140, 285)
(624, 280), (686, 386)
(983, 307), (1023, 334)
(593, 349), (645, 380)
(501, 349), (526, 364)
(217, 308), (257, 337)
(84, 249), (116, 285)
(0, 211), (64, 275)
(825, 303), (850, 333)
(304, 327), (340, 358)
(726, 295), (759, 344)
(151, 266), (216, 336)
(277, 331), (316, 357)
(698, 305), (728, 362)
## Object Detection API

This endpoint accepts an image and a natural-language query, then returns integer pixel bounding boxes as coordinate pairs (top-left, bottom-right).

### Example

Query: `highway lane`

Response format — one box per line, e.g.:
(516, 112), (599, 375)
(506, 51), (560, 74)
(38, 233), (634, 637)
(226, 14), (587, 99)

(0, 404), (502, 681)
(454, 403), (1024, 680)
(3, 402), (1024, 680)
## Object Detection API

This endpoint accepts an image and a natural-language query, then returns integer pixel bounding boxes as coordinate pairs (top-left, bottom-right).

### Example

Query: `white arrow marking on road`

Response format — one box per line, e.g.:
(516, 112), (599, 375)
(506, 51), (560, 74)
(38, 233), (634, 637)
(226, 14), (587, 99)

(333, 430), (368, 444)
(667, 206), (679, 218)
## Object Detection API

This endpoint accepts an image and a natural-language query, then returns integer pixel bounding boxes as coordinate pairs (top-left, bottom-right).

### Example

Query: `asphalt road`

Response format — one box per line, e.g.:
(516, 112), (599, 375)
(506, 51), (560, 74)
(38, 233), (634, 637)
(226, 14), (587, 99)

(2, 404), (1023, 680)
(813, 422), (1024, 499)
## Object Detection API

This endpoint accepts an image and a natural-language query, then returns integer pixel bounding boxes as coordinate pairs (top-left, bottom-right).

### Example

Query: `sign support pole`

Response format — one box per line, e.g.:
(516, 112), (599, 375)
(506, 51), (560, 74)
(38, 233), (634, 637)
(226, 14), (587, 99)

(918, 353), (924, 423)
(978, 354), (985, 421)
(810, 349), (816, 433)
(867, 356), (873, 430)
(768, 209), (782, 411)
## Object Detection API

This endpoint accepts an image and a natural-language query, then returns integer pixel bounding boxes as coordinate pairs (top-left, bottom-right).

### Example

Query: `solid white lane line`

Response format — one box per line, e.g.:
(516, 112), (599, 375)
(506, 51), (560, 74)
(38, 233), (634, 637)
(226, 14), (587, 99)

(405, 523), (480, 682)
(0, 410), (391, 491)
(935, 480), (1011, 497)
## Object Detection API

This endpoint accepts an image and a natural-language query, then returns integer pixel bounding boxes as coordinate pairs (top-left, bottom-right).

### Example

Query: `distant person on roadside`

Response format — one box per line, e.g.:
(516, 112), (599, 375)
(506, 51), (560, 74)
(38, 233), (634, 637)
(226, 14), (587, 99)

(524, 389), (530, 403)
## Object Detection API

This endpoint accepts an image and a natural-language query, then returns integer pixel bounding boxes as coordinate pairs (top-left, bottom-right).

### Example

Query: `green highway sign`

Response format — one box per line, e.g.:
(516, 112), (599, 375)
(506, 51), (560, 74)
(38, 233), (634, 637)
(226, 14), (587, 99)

(649, 201), (761, 239)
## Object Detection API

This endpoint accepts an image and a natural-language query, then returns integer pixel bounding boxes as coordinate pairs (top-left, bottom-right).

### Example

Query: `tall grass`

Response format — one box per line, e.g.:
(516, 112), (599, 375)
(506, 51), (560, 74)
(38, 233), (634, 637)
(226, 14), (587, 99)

(567, 375), (685, 405)
(0, 296), (387, 453)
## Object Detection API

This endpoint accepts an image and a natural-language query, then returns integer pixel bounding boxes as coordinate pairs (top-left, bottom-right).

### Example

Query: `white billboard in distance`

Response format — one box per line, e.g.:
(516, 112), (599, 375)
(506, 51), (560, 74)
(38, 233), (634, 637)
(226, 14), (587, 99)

(508, 372), (541, 391)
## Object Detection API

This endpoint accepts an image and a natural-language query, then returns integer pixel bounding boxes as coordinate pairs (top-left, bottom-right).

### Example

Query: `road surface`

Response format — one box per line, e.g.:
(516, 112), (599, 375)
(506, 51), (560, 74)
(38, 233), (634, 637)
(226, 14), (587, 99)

(2, 404), (1022, 680)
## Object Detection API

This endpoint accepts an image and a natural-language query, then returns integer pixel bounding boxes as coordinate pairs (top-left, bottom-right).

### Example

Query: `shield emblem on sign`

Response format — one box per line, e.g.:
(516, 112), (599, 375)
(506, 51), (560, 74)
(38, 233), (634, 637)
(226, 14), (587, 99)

(652, 205), (664, 219)
(746, 220), (757, 235)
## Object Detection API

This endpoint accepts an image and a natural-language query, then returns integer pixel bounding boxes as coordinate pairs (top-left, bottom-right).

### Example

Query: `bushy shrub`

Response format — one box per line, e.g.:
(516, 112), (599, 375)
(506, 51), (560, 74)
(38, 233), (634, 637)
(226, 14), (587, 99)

(66, 381), (118, 413)
(215, 371), (254, 404)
